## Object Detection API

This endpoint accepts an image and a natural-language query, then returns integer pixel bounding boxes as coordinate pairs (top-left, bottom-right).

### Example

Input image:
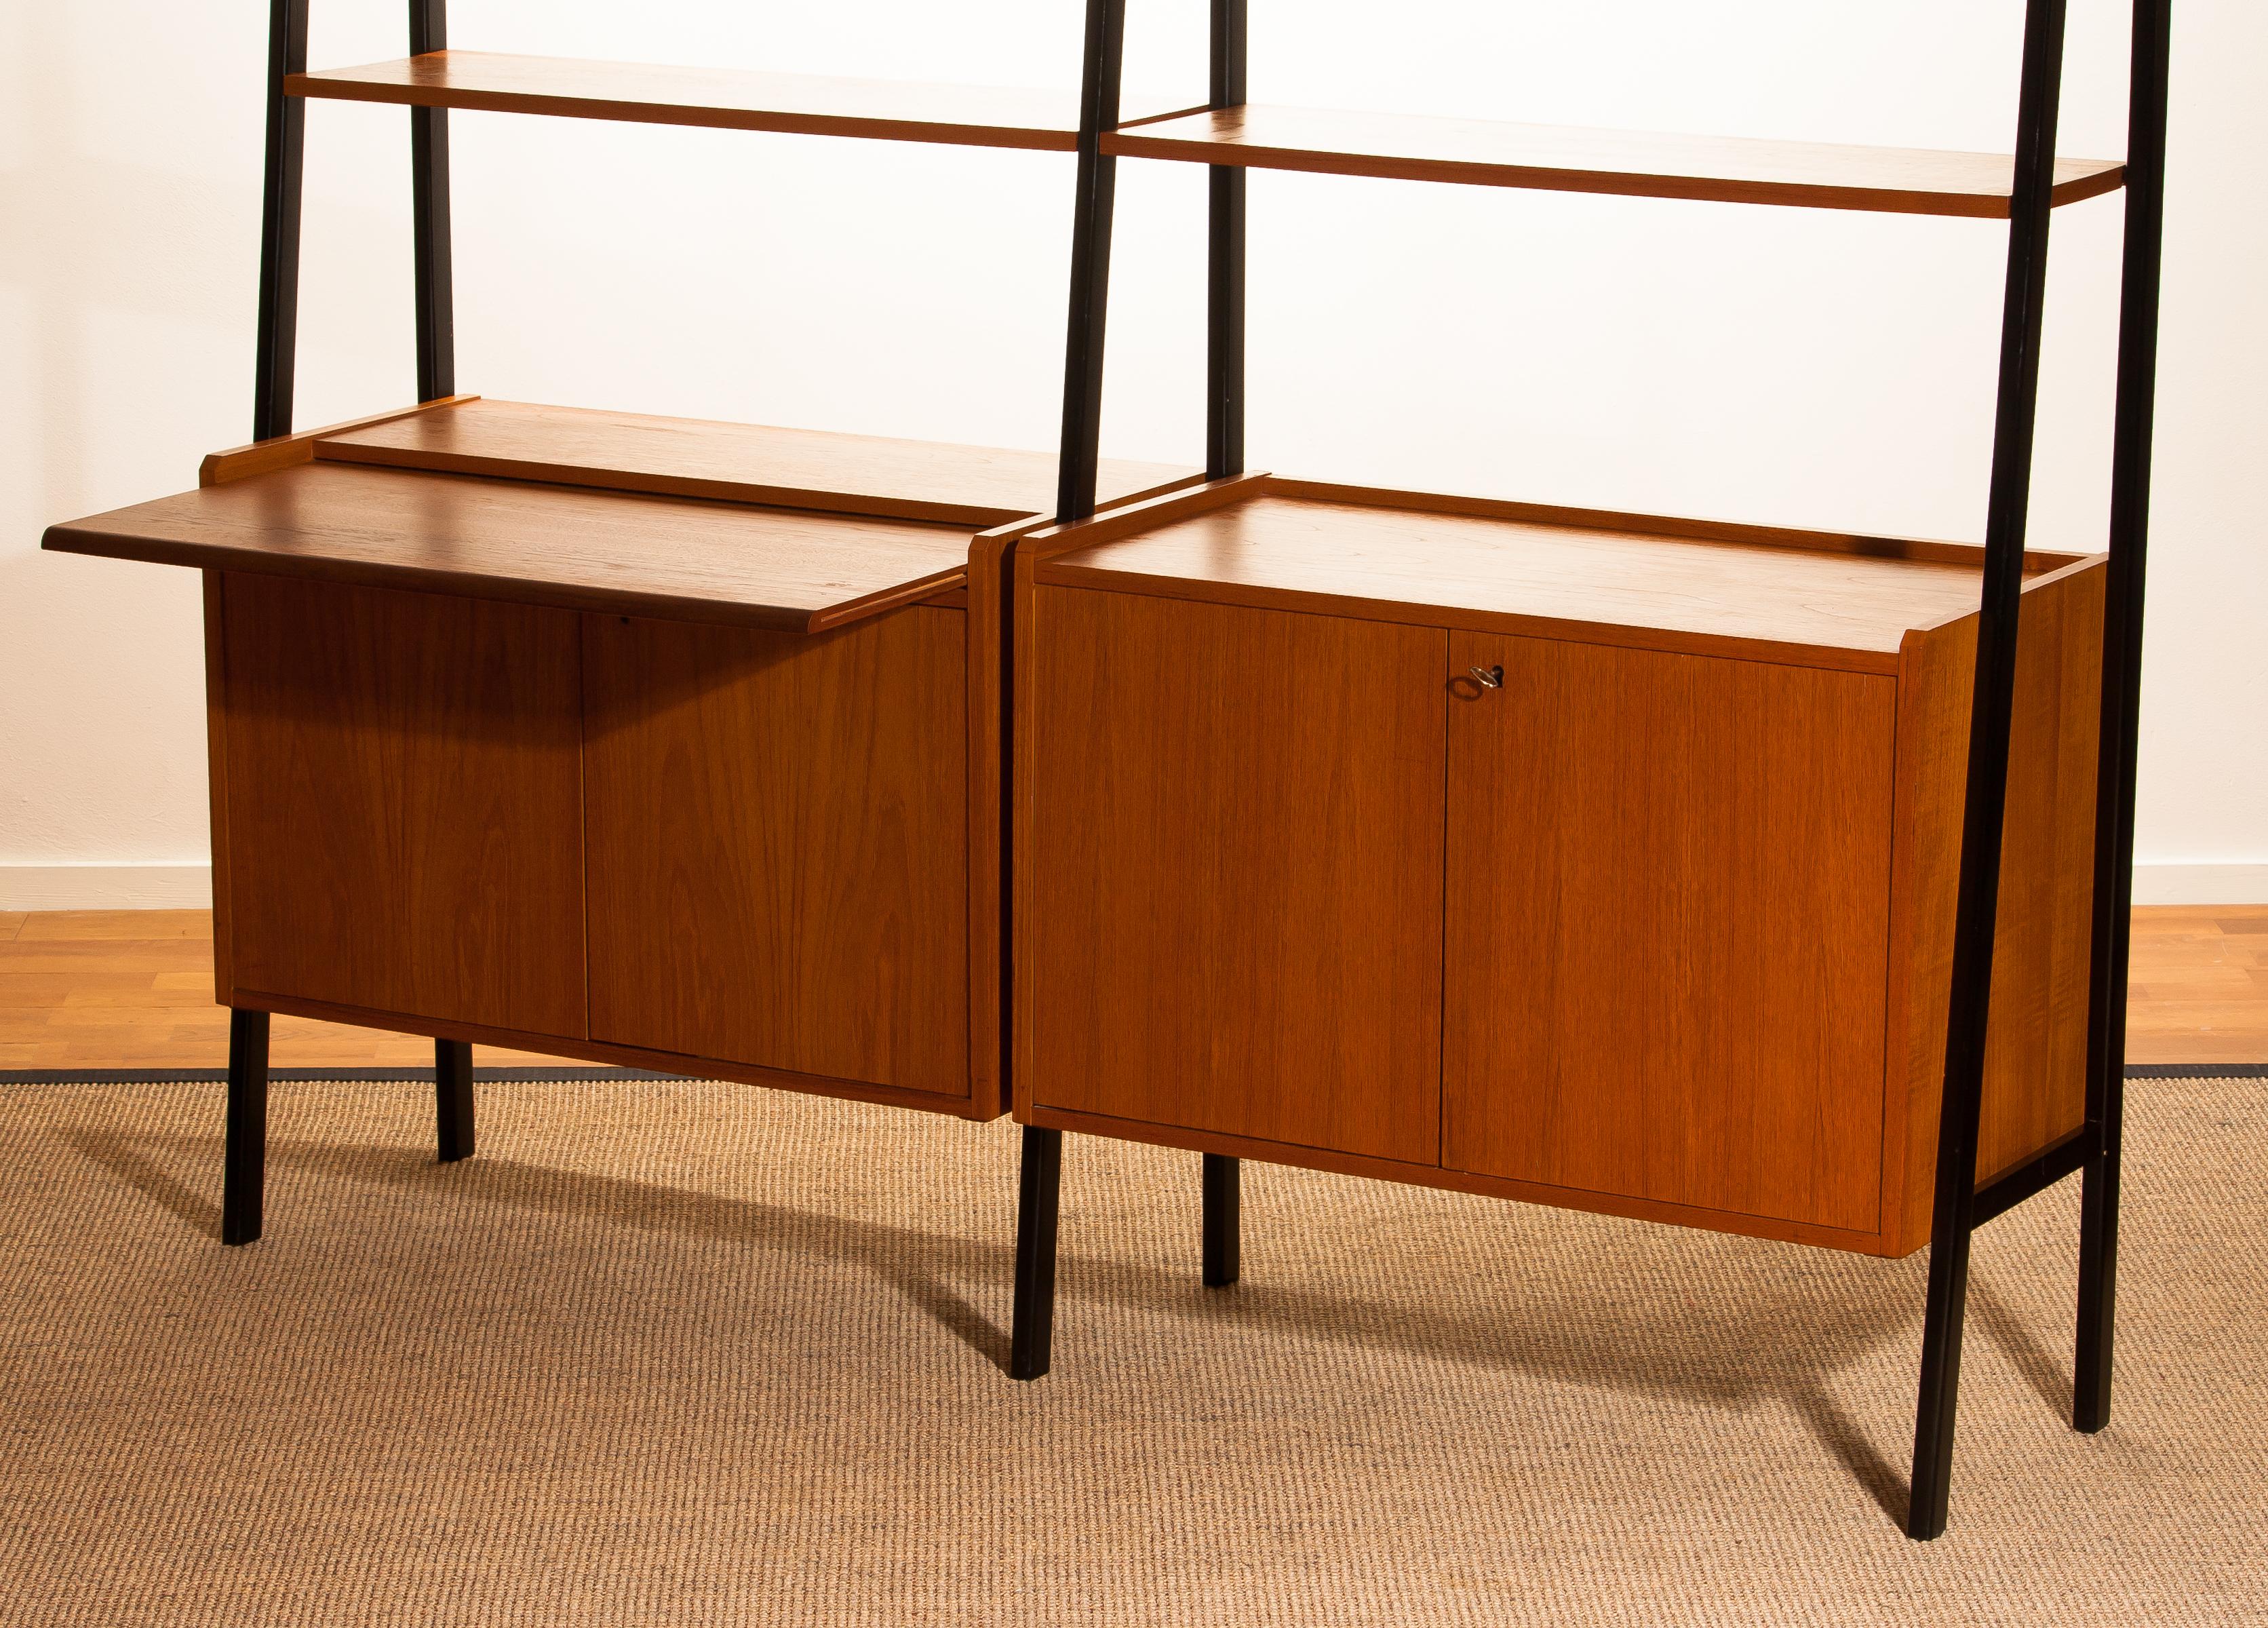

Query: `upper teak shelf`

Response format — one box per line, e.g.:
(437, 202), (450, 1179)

(290, 51), (1191, 153)
(1103, 105), (2126, 216)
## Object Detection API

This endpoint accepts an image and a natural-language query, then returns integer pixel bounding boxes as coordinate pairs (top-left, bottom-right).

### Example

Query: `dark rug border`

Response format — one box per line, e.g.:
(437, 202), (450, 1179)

(0, 1068), (695, 1084)
(1, 1064), (2262, 1085)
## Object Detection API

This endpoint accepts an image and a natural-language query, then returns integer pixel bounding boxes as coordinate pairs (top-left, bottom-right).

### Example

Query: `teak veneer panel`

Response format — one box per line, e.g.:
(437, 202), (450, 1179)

(316, 400), (1198, 528)
(1105, 105), (2124, 217)
(1023, 588), (1446, 1165)
(292, 51), (1181, 153)
(583, 608), (971, 1102)
(1880, 560), (2106, 1254)
(217, 575), (586, 1039)
(1442, 635), (1895, 1235)
(43, 461), (972, 634)
(1040, 493), (2035, 670)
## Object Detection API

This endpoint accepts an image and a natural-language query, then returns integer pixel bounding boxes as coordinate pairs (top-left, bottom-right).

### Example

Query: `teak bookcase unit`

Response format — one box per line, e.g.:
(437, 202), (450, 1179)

(1004, 0), (2170, 1541)
(41, 14), (1198, 1233)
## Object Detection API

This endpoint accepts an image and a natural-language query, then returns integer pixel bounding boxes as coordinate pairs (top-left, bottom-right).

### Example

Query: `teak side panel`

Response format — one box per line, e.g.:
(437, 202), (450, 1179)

(1881, 561), (2106, 1254)
(200, 573), (235, 1001)
(1103, 105), (2125, 217)
(219, 575), (587, 1038)
(1024, 587), (1446, 1165)
(1441, 636), (1896, 1235)
(583, 608), (971, 1101)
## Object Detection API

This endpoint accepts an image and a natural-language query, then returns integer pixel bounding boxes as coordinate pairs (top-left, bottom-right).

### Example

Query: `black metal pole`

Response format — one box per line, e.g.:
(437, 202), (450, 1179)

(1907, 0), (2071, 1543)
(252, 0), (311, 441)
(1205, 0), (1247, 480)
(1201, 1152), (1240, 1286)
(1010, 1126), (1063, 1380)
(221, 1009), (271, 1246)
(435, 1039), (476, 1163)
(410, 0), (456, 402)
(2075, 0), (2172, 1438)
(1053, 0), (1129, 522)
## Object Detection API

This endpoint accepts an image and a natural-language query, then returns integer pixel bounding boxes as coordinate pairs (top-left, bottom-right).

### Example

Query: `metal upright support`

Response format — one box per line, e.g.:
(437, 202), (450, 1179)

(410, 0), (456, 402)
(1011, 1126), (1064, 1380)
(252, 0), (311, 441)
(1907, 0), (2072, 1543)
(1205, 0), (1248, 481)
(435, 1039), (476, 1163)
(1053, 0), (1129, 522)
(1202, 1152), (1240, 1286)
(222, 1009), (272, 1246)
(2076, 0), (2172, 1438)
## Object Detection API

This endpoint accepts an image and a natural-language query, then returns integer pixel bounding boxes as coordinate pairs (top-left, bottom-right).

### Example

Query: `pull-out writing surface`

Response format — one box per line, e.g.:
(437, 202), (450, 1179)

(45, 461), (975, 634)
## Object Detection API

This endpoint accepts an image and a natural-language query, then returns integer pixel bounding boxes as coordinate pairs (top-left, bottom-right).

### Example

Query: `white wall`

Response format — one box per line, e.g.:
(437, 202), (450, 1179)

(3, 0), (2262, 907)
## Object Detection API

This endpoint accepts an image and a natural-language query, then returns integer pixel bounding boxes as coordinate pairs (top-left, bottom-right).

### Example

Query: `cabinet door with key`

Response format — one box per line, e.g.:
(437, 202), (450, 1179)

(1442, 633), (1898, 1233)
(1025, 589), (1447, 1164)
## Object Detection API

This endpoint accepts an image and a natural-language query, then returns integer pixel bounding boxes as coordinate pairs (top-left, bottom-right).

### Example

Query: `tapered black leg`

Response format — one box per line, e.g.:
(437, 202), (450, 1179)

(1011, 1127), (1063, 1380)
(2073, 0), (2169, 1442)
(2073, 1138), (2121, 1431)
(221, 1009), (271, 1246)
(1202, 1152), (1240, 1287)
(435, 1039), (475, 1163)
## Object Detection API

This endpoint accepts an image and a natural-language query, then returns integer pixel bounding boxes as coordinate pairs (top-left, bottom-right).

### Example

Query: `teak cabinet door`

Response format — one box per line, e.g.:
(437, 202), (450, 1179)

(1028, 589), (1446, 1164)
(219, 575), (587, 1037)
(583, 608), (969, 1099)
(1443, 634), (1896, 1234)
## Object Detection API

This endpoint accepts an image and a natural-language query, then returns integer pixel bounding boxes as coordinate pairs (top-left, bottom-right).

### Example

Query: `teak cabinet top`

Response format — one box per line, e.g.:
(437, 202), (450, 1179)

(1024, 476), (2097, 672)
(43, 398), (1202, 631)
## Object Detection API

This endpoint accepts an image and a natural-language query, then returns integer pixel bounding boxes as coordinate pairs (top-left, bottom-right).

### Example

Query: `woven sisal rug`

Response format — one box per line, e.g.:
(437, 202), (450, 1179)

(2, 1071), (2261, 1625)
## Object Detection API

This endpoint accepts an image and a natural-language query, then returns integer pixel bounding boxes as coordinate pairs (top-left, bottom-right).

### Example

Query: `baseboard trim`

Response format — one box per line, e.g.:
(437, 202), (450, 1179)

(0, 864), (212, 910)
(2127, 864), (2268, 906)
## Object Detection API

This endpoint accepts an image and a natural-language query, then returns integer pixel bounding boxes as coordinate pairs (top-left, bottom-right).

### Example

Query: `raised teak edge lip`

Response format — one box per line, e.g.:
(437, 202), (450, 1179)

(199, 396), (477, 487)
(1018, 473), (1272, 560)
(1034, 472), (2096, 575)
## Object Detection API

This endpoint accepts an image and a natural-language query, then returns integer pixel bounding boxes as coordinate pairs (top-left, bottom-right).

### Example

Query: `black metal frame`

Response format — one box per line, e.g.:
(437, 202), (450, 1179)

(227, 3), (473, 1240)
(251, 0), (309, 442)
(1013, 0), (1255, 1380)
(1012, 0), (2174, 1543)
(410, 0), (456, 403)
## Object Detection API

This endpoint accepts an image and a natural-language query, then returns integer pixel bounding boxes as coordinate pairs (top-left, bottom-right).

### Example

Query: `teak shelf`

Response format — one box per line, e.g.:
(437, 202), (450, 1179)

(41, 0), (2170, 1549)
(1105, 104), (2126, 216)
(292, 50), (1191, 152)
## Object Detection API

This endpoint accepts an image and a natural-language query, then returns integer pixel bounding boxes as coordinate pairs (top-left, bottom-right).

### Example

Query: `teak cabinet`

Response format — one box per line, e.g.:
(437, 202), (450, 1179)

(1017, 479), (2105, 1258)
(54, 397), (1205, 1122)
(209, 573), (977, 1111)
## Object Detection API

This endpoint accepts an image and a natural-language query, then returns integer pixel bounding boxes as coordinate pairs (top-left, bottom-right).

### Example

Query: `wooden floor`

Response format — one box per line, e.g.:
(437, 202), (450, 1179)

(0, 906), (2263, 1070)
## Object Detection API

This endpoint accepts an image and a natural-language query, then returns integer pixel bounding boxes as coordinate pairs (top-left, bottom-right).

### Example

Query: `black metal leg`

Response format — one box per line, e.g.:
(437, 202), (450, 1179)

(2074, 0), (2170, 1442)
(1204, 0), (1247, 483)
(410, 0), (456, 403)
(1906, 0), (2071, 1544)
(252, 0), (309, 441)
(435, 1039), (475, 1163)
(1202, 1152), (1240, 1287)
(221, 1009), (271, 1246)
(1052, 0), (1128, 523)
(1011, 1127), (1063, 1380)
